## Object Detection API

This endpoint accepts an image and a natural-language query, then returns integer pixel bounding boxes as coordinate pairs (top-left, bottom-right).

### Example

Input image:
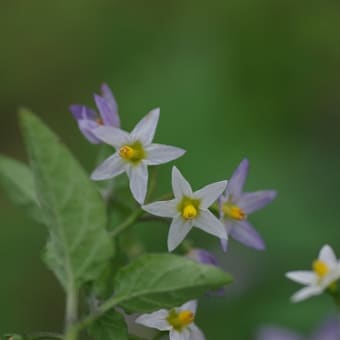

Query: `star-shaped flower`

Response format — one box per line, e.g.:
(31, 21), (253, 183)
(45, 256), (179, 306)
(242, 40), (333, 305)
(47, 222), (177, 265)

(136, 300), (205, 340)
(70, 83), (120, 143)
(143, 166), (228, 251)
(90, 109), (185, 204)
(219, 158), (276, 251)
(286, 245), (340, 303)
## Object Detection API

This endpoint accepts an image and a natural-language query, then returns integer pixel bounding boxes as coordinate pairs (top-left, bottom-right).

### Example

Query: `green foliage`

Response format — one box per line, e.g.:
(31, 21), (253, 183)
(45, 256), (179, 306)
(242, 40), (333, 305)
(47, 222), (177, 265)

(0, 156), (44, 223)
(112, 253), (233, 312)
(88, 310), (128, 340)
(19, 110), (113, 289)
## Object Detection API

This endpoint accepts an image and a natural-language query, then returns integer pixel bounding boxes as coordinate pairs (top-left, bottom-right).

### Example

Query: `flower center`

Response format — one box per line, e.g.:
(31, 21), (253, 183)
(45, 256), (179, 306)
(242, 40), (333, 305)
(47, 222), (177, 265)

(118, 142), (146, 164)
(167, 310), (194, 331)
(178, 197), (201, 220)
(313, 260), (329, 278)
(182, 204), (198, 220)
(222, 203), (246, 220)
(96, 118), (104, 125)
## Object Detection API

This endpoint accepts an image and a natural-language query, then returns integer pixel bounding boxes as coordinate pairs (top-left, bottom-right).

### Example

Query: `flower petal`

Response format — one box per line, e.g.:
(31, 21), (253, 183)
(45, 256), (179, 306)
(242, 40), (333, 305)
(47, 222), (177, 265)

(100, 83), (120, 127)
(180, 300), (197, 313)
(226, 158), (249, 201)
(220, 220), (234, 252)
(135, 310), (171, 331)
(187, 249), (219, 267)
(319, 244), (337, 267)
(285, 271), (316, 285)
(238, 190), (277, 214)
(194, 210), (228, 240)
(142, 199), (177, 218)
(167, 215), (193, 252)
(194, 181), (228, 209)
(170, 328), (190, 340)
(131, 108), (160, 145)
(92, 126), (130, 148)
(229, 220), (265, 250)
(91, 153), (125, 180)
(78, 119), (102, 144)
(172, 166), (193, 199)
(256, 326), (303, 340)
(312, 317), (340, 340)
(291, 285), (323, 303)
(188, 324), (205, 340)
(70, 104), (97, 120)
(127, 163), (148, 204)
(145, 144), (186, 165)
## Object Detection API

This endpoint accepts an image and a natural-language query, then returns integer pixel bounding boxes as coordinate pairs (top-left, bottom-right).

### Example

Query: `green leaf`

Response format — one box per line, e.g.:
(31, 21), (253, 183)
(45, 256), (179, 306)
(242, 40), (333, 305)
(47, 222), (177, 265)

(113, 253), (233, 312)
(88, 309), (128, 340)
(19, 109), (113, 290)
(0, 155), (44, 223)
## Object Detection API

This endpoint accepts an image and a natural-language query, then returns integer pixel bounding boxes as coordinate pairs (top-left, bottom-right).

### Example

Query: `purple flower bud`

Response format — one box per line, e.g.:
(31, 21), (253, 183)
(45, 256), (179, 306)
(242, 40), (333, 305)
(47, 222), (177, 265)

(70, 83), (120, 143)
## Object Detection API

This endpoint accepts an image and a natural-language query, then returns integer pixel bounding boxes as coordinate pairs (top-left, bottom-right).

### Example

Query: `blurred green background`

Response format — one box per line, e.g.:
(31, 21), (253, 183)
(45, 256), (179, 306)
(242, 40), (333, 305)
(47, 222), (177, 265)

(1, 1), (340, 339)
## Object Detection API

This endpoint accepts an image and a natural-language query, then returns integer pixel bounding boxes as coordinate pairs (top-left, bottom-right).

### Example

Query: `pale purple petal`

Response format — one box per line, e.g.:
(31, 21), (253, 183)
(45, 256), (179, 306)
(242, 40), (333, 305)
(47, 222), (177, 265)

(78, 119), (102, 144)
(167, 215), (193, 252)
(135, 310), (171, 331)
(291, 285), (323, 303)
(194, 181), (228, 209)
(170, 329), (190, 340)
(229, 220), (265, 250)
(127, 163), (148, 204)
(100, 83), (120, 127)
(188, 324), (205, 340)
(319, 245), (337, 267)
(285, 271), (316, 285)
(70, 104), (97, 120)
(92, 126), (130, 148)
(172, 167), (193, 198)
(187, 249), (219, 267)
(220, 220), (234, 252)
(180, 300), (197, 313)
(312, 317), (340, 340)
(226, 159), (249, 201)
(131, 108), (160, 145)
(256, 326), (303, 340)
(194, 210), (228, 240)
(142, 199), (177, 218)
(220, 238), (228, 252)
(238, 190), (277, 214)
(91, 153), (125, 180)
(145, 144), (186, 165)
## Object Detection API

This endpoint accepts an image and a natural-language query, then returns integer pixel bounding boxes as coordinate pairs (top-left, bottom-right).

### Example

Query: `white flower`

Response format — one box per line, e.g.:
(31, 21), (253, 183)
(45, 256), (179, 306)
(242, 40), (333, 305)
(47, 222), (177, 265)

(136, 300), (205, 340)
(143, 166), (228, 251)
(286, 244), (340, 302)
(90, 108), (185, 204)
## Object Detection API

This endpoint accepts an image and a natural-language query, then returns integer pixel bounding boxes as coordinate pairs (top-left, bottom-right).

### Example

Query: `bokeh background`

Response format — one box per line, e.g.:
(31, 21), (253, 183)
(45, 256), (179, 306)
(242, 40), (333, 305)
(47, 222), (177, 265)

(1, 1), (340, 339)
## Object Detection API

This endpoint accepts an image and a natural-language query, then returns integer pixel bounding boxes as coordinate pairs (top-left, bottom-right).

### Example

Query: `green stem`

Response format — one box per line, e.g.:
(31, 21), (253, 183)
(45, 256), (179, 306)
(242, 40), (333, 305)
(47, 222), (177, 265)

(109, 208), (144, 238)
(64, 284), (79, 340)
(65, 297), (121, 336)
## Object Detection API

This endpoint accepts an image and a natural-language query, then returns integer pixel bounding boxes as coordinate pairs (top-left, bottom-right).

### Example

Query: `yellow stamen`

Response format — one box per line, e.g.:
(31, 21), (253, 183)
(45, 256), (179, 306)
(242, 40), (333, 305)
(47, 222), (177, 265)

(313, 260), (329, 278)
(222, 204), (246, 220)
(167, 310), (194, 330)
(182, 204), (198, 220)
(96, 118), (104, 125)
(119, 145), (135, 160)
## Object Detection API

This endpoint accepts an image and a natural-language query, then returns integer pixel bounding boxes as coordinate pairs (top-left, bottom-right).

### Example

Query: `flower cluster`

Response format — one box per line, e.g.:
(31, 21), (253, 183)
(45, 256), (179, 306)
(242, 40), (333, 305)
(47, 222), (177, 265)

(70, 84), (278, 339)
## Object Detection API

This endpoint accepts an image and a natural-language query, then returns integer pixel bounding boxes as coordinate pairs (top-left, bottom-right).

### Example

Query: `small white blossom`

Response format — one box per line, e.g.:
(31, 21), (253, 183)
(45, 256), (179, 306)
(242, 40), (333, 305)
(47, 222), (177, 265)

(90, 108), (185, 204)
(143, 166), (228, 251)
(286, 244), (340, 302)
(136, 301), (205, 340)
